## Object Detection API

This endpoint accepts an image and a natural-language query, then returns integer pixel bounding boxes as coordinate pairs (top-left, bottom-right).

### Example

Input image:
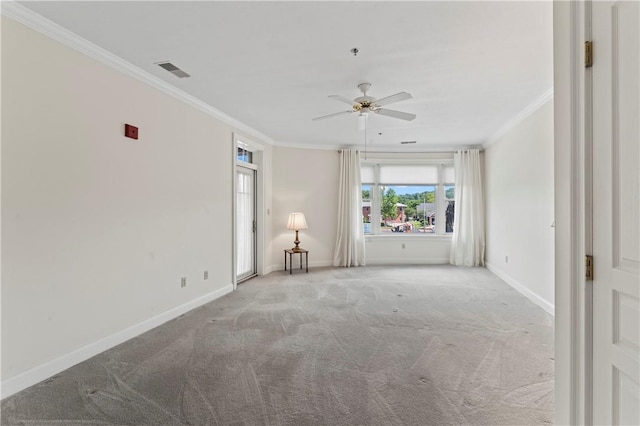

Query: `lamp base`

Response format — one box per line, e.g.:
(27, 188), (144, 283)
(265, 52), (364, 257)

(291, 231), (302, 252)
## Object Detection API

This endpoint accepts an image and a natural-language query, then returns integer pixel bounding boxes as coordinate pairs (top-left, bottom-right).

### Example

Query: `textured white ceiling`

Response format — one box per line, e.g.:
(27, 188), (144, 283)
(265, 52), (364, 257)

(18, 1), (553, 151)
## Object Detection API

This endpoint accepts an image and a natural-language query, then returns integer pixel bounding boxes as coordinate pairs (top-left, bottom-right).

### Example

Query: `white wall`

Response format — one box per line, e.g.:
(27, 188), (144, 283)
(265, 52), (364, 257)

(259, 147), (274, 275)
(1, 16), (266, 396)
(484, 99), (555, 314)
(552, 2), (574, 423)
(365, 236), (451, 265)
(271, 147), (339, 269)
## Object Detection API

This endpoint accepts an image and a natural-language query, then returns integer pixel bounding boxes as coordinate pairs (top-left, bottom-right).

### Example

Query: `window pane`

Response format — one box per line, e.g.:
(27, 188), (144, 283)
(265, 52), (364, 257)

(380, 185), (436, 233)
(446, 200), (455, 233)
(444, 184), (455, 233)
(379, 165), (438, 184)
(361, 165), (375, 183)
(445, 185), (455, 200)
(237, 147), (252, 163)
(362, 185), (372, 234)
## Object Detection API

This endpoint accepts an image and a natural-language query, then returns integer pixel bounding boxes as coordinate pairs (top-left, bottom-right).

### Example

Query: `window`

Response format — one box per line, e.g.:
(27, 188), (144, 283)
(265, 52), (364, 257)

(237, 146), (253, 163)
(362, 185), (372, 234)
(377, 185), (437, 233)
(444, 185), (455, 233)
(361, 163), (455, 235)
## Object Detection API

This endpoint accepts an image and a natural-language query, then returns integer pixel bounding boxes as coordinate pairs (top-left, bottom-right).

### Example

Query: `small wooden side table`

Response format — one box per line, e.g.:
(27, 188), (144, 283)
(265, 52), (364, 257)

(284, 248), (308, 274)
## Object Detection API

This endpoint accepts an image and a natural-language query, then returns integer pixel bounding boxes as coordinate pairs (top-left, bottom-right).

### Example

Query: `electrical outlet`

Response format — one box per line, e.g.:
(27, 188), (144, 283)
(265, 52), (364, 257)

(181, 277), (187, 288)
(204, 270), (208, 280)
(505, 256), (509, 263)
(402, 243), (406, 249)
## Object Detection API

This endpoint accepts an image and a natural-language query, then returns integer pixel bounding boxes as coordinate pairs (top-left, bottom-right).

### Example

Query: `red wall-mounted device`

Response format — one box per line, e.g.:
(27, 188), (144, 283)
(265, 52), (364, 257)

(124, 124), (139, 140)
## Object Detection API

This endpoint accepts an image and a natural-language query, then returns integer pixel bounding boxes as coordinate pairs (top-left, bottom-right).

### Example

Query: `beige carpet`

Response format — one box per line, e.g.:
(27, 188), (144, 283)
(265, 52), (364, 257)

(1, 265), (553, 425)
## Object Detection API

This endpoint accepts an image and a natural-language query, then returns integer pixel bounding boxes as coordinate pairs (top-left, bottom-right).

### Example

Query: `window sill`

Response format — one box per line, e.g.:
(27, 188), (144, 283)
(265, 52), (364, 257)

(365, 234), (453, 242)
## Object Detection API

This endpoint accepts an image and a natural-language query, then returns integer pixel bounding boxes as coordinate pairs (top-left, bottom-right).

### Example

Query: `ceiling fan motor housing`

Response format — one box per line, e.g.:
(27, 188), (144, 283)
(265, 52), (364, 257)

(353, 96), (376, 110)
(355, 83), (376, 110)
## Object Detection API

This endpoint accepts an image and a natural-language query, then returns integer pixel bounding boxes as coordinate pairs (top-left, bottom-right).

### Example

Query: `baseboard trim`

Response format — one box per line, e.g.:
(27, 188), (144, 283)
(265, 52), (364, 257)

(269, 258), (451, 271)
(366, 257), (450, 265)
(270, 260), (333, 272)
(485, 263), (554, 316)
(1, 284), (234, 400)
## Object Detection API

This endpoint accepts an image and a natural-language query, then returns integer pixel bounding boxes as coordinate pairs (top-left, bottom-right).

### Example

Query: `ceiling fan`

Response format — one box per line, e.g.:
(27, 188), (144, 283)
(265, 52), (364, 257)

(312, 82), (416, 122)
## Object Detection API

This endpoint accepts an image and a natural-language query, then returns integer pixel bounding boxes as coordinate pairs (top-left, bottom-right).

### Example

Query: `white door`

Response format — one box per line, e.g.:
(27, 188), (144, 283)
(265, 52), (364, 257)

(236, 165), (257, 282)
(592, 1), (640, 424)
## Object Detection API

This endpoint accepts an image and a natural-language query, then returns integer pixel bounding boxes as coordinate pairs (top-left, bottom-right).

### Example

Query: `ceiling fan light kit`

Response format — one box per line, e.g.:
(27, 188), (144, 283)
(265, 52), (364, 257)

(357, 113), (367, 131)
(312, 82), (416, 122)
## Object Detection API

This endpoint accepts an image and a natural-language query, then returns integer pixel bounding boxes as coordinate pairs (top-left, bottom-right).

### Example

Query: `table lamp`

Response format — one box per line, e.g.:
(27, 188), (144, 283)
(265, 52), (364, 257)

(287, 212), (308, 252)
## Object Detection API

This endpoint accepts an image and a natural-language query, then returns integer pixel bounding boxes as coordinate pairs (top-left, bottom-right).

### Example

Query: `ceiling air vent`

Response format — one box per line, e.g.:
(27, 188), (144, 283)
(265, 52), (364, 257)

(156, 62), (190, 78)
(400, 141), (417, 145)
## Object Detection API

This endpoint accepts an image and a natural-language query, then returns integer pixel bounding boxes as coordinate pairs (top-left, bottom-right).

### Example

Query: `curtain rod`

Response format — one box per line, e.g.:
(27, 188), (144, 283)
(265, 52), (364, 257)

(337, 149), (483, 154)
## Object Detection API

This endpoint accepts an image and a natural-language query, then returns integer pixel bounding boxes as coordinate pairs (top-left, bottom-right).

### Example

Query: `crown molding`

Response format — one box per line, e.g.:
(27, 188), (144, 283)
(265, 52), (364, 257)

(275, 139), (484, 153)
(1, 1), (275, 145)
(483, 87), (554, 148)
(274, 141), (344, 151)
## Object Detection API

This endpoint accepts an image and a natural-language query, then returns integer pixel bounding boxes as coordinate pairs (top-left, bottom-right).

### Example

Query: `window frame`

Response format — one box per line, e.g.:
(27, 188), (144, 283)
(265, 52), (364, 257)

(361, 160), (454, 237)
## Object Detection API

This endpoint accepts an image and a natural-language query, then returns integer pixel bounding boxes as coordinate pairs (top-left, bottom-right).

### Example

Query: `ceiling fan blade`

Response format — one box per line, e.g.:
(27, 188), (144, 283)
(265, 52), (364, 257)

(375, 108), (416, 121)
(328, 95), (356, 105)
(374, 92), (412, 107)
(312, 110), (354, 121)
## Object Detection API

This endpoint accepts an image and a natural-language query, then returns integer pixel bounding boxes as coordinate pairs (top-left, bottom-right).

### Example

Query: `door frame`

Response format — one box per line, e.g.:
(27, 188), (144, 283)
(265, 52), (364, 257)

(236, 163), (258, 282)
(554, 1), (593, 424)
(232, 133), (267, 289)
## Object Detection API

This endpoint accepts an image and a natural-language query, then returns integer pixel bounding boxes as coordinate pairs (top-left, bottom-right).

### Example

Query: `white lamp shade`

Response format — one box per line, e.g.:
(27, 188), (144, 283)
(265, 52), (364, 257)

(287, 212), (308, 230)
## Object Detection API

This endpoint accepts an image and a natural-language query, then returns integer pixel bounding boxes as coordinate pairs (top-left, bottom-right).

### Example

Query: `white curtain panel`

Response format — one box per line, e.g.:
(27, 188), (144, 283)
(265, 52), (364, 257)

(450, 149), (486, 266)
(333, 149), (366, 267)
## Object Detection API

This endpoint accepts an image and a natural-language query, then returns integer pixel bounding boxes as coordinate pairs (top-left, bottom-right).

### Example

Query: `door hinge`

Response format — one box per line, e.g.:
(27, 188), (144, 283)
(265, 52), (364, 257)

(585, 41), (593, 68)
(586, 255), (594, 281)
(252, 220), (257, 233)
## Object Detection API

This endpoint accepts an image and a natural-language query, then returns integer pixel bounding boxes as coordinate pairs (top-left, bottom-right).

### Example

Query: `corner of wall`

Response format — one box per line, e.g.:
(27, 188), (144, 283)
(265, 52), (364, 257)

(1, 284), (234, 399)
(486, 263), (554, 315)
(483, 88), (554, 149)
